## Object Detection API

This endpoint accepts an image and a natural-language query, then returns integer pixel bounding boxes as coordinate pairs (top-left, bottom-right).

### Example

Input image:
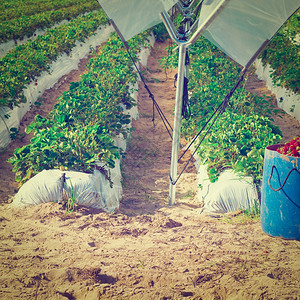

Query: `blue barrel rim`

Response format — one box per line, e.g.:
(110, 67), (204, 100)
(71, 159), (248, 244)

(261, 144), (300, 241)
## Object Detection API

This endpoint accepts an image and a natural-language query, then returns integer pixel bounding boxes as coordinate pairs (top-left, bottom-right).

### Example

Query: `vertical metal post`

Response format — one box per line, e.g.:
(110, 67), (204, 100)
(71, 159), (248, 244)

(169, 43), (187, 205)
(161, 0), (228, 206)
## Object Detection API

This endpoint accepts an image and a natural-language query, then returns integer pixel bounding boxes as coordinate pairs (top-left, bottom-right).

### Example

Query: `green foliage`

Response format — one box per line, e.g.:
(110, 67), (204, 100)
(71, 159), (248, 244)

(259, 10), (300, 93)
(152, 23), (169, 42)
(65, 177), (77, 213)
(8, 31), (150, 186)
(8, 116), (119, 186)
(158, 43), (178, 72)
(163, 35), (283, 184)
(196, 112), (281, 183)
(0, 10), (108, 109)
(0, 0), (100, 42)
(242, 200), (260, 219)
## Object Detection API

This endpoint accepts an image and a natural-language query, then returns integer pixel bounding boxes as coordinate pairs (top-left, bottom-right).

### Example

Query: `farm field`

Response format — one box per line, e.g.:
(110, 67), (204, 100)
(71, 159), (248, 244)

(0, 0), (100, 43)
(0, 38), (300, 299)
(0, 1), (300, 299)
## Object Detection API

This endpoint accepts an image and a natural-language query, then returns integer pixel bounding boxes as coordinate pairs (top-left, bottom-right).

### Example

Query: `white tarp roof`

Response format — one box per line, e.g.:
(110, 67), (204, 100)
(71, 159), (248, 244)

(98, 0), (178, 41)
(98, 0), (299, 67)
(199, 0), (299, 67)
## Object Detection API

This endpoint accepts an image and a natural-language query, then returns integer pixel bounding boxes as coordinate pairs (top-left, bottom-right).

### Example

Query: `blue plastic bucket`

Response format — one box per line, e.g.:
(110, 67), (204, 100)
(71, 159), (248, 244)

(261, 144), (300, 240)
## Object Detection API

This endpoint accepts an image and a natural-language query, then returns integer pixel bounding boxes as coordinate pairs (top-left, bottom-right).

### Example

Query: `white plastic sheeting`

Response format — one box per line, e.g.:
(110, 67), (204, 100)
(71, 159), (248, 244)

(0, 11), (100, 58)
(192, 145), (259, 213)
(98, 0), (178, 41)
(198, 169), (259, 213)
(98, 0), (299, 67)
(199, 0), (299, 67)
(255, 59), (300, 122)
(11, 168), (121, 212)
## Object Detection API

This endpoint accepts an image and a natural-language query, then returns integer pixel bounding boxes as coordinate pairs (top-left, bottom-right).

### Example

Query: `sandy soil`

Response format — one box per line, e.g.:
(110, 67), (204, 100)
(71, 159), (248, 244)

(0, 40), (299, 299)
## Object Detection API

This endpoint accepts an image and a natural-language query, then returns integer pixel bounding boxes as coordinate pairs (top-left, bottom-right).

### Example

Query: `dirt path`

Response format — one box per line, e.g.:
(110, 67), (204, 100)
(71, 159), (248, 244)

(0, 40), (299, 299)
(120, 41), (199, 216)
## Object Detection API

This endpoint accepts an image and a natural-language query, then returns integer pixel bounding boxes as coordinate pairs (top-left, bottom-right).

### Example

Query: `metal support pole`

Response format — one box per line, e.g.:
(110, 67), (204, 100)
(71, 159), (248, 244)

(161, 0), (228, 206)
(169, 43), (187, 205)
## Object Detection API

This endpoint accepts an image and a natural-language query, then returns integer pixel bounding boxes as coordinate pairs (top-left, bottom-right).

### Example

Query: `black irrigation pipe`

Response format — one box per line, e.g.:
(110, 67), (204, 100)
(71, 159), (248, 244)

(111, 19), (174, 140)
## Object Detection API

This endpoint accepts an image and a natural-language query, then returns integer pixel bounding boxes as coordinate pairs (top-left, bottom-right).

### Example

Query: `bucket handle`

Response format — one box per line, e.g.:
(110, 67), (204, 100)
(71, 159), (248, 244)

(268, 166), (300, 192)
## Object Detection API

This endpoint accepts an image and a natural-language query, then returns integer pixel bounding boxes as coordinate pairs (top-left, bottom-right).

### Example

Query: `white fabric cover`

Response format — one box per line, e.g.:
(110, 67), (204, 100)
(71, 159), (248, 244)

(98, 0), (298, 65)
(199, 0), (299, 67)
(98, 0), (177, 41)
(11, 169), (121, 212)
(192, 145), (259, 213)
(254, 59), (300, 122)
(199, 169), (259, 213)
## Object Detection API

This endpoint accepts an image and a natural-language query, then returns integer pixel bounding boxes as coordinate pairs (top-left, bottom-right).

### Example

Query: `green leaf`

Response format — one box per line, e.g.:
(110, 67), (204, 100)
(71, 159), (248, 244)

(25, 121), (36, 134)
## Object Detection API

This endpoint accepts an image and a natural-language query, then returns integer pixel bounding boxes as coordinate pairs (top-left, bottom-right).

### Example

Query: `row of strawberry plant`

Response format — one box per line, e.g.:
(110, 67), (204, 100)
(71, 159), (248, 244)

(0, 10), (108, 109)
(185, 37), (282, 184)
(1, 0), (87, 22)
(259, 10), (299, 94)
(8, 31), (150, 186)
(161, 35), (282, 184)
(0, 0), (100, 43)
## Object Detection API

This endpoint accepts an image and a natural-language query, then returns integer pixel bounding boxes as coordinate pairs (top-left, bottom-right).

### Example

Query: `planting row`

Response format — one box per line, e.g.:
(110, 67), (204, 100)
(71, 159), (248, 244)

(0, 10), (108, 110)
(1, 0), (88, 21)
(259, 10), (299, 94)
(187, 37), (282, 184)
(8, 31), (151, 187)
(0, 0), (100, 43)
(161, 35), (282, 185)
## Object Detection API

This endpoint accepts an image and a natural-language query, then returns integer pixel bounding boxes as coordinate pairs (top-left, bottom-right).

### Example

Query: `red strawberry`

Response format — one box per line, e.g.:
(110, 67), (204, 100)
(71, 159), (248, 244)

(277, 136), (300, 157)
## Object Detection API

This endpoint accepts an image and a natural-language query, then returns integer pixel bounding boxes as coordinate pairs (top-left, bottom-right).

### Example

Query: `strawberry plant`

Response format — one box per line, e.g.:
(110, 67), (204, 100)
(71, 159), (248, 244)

(276, 137), (300, 157)
(1, 0), (85, 21)
(8, 116), (119, 186)
(187, 37), (283, 183)
(259, 10), (299, 93)
(8, 30), (151, 186)
(197, 111), (281, 183)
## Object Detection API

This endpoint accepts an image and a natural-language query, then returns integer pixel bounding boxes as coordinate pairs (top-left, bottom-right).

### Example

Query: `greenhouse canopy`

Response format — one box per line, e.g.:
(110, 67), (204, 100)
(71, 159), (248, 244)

(97, 0), (299, 204)
(98, 0), (298, 67)
(198, 0), (299, 67)
(98, 0), (178, 41)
